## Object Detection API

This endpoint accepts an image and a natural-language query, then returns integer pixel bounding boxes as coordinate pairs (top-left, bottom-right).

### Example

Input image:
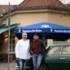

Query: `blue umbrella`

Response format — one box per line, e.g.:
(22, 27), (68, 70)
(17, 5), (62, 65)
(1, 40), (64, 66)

(15, 22), (70, 33)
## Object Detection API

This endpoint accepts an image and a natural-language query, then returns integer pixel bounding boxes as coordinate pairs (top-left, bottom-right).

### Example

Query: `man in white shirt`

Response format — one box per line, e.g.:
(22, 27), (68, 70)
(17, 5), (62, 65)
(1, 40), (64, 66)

(15, 32), (31, 70)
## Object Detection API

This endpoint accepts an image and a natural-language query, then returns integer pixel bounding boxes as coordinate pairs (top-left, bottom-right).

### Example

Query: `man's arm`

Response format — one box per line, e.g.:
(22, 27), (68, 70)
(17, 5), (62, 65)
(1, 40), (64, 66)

(15, 41), (20, 58)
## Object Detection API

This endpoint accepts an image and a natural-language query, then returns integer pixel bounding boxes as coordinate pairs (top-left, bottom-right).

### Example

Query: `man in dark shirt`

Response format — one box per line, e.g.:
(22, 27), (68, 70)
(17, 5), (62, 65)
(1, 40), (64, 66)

(31, 34), (46, 70)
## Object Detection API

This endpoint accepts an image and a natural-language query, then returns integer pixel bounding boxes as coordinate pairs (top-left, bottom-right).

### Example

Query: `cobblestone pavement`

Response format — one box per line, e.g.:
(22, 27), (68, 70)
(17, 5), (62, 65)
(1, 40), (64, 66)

(0, 62), (16, 70)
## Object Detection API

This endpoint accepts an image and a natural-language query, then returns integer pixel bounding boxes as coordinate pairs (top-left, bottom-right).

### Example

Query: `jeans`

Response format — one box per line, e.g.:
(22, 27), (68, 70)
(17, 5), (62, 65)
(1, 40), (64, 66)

(16, 58), (27, 70)
(16, 58), (20, 67)
(32, 54), (43, 70)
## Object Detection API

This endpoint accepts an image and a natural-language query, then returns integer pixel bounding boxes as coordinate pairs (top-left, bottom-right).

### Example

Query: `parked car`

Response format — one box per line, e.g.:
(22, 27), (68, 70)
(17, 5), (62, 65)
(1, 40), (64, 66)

(45, 43), (70, 70)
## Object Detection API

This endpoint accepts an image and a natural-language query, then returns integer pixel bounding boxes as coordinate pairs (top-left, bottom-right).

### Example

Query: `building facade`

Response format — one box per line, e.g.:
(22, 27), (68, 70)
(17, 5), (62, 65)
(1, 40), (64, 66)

(0, 0), (70, 61)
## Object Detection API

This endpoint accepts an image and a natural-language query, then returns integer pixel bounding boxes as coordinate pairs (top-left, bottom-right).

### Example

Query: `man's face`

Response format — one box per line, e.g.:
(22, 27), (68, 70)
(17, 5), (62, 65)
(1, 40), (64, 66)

(22, 33), (27, 40)
(33, 35), (39, 40)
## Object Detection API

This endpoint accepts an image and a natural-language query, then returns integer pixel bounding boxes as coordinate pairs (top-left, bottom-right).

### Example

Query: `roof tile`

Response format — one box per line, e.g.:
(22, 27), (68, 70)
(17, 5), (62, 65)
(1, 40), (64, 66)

(17, 0), (70, 12)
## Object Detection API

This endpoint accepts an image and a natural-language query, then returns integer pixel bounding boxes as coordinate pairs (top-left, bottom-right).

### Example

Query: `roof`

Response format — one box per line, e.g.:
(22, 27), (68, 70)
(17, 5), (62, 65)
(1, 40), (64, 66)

(0, 0), (70, 17)
(17, 0), (70, 12)
(0, 0), (70, 21)
(0, 5), (16, 16)
(0, 5), (17, 24)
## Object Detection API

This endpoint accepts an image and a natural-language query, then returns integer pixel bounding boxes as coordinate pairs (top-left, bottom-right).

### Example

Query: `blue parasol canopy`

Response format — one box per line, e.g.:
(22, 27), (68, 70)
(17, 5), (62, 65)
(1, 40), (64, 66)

(15, 22), (70, 33)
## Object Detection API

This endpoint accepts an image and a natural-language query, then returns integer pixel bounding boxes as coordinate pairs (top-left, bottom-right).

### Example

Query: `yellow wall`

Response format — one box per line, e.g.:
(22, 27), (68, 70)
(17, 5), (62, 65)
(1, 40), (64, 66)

(48, 13), (70, 26)
(2, 12), (70, 27)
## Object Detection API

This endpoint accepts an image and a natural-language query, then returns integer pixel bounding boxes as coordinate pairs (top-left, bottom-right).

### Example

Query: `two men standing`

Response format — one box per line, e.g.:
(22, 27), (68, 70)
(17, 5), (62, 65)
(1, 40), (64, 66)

(15, 32), (46, 70)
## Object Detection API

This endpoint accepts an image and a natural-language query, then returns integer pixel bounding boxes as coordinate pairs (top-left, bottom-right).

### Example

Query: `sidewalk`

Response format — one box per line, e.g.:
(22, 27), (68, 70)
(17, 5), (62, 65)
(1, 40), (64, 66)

(0, 62), (16, 70)
(0, 62), (33, 70)
(0, 62), (46, 70)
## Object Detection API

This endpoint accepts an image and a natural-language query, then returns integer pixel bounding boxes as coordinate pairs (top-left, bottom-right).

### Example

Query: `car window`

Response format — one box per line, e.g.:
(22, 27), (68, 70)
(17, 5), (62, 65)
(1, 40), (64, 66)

(47, 47), (62, 56)
(47, 45), (70, 56)
(62, 46), (70, 55)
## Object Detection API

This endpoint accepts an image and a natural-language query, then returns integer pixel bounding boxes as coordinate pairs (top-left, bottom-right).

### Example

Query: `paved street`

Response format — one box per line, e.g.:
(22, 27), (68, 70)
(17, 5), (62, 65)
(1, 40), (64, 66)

(0, 62), (46, 70)
(0, 62), (33, 70)
(0, 62), (16, 70)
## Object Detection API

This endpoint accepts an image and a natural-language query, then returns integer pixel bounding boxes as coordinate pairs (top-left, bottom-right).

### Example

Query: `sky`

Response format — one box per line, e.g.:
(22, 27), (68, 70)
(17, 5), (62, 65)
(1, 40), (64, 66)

(59, 0), (70, 4)
(0, 0), (24, 5)
(0, 0), (70, 5)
